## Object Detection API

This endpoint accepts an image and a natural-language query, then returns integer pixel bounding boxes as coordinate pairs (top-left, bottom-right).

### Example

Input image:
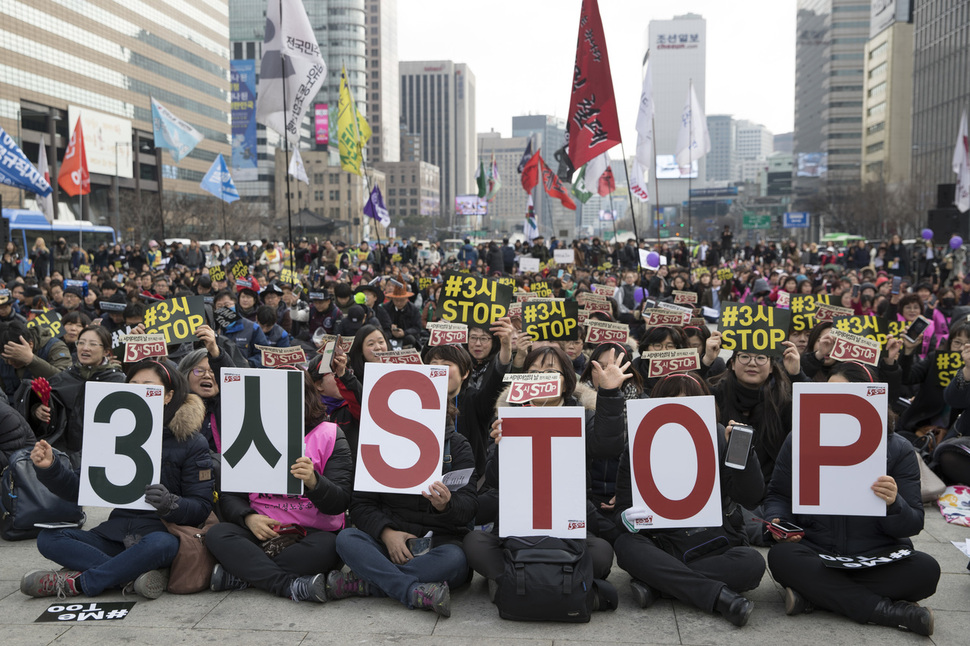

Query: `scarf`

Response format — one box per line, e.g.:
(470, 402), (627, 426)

(321, 395), (345, 416)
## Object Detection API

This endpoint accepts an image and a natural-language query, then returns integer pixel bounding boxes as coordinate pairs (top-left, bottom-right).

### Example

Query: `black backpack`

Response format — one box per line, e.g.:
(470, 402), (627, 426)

(493, 536), (594, 623)
(0, 447), (84, 540)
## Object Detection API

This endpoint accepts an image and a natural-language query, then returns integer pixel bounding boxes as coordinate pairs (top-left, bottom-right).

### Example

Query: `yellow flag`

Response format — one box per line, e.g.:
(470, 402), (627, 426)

(338, 66), (371, 175)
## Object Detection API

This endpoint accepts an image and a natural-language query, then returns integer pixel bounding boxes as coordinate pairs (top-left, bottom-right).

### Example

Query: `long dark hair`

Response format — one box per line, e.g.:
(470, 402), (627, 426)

(125, 358), (190, 427)
(579, 342), (643, 394)
(522, 345), (576, 402)
(709, 354), (792, 455)
(348, 324), (389, 377)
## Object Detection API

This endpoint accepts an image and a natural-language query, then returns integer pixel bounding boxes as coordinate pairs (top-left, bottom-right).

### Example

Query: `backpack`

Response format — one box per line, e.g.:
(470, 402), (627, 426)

(0, 447), (85, 541)
(493, 536), (594, 622)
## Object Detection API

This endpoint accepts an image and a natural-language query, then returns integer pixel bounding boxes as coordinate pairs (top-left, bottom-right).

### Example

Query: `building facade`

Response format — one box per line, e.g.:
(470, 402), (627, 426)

(477, 131), (530, 236)
(706, 115), (737, 183)
(364, 0), (399, 163)
(1, 0), (232, 240)
(372, 160), (440, 237)
(736, 120), (774, 162)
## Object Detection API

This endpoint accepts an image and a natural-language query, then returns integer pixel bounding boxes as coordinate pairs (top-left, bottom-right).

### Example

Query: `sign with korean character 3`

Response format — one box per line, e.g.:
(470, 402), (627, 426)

(143, 296), (205, 344)
(438, 271), (512, 329)
(522, 299), (579, 341)
(718, 302), (791, 356)
(354, 364), (449, 495)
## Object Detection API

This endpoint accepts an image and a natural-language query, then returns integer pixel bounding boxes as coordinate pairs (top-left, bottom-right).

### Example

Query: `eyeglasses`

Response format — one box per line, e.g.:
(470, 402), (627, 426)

(735, 353), (769, 366)
(192, 367), (215, 377)
(951, 339), (968, 351)
(527, 369), (564, 376)
(468, 335), (491, 344)
(648, 343), (678, 351)
(76, 340), (103, 348)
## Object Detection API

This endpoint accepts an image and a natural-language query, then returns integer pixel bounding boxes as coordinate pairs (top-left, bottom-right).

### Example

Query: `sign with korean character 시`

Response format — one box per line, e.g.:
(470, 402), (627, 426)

(502, 373), (563, 405)
(522, 299), (579, 341)
(122, 334), (168, 363)
(427, 322), (468, 346)
(257, 345), (307, 368)
(530, 280), (553, 298)
(584, 320), (629, 345)
(208, 265), (226, 282)
(790, 294), (831, 331)
(718, 302), (791, 356)
(220, 368), (305, 496)
(828, 329), (880, 367)
(640, 349), (702, 378)
(438, 271), (513, 329)
(143, 296), (205, 344)
(27, 310), (63, 338)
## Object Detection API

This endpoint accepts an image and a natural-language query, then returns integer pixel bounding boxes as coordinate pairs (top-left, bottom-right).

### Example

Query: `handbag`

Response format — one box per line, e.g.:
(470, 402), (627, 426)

(161, 512), (219, 594)
(0, 447), (84, 541)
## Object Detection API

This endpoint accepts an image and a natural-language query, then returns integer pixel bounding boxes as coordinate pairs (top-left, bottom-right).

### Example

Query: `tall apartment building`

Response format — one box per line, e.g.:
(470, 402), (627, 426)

(511, 115), (568, 236)
(400, 61), (476, 227)
(736, 120), (774, 161)
(364, 0), (399, 163)
(794, 0), (870, 186)
(912, 0), (970, 207)
(1, 0), (231, 238)
(706, 115), (737, 183)
(477, 131), (530, 236)
(372, 160), (440, 235)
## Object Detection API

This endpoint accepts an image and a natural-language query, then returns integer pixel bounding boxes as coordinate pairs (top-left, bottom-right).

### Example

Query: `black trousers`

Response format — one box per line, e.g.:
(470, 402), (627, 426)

(613, 532), (765, 612)
(206, 523), (341, 598)
(767, 542), (941, 623)
(462, 531), (614, 580)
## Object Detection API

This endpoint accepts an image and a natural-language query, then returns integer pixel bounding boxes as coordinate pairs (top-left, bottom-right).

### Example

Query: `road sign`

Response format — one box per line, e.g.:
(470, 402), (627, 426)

(743, 214), (771, 230)
(783, 212), (810, 229)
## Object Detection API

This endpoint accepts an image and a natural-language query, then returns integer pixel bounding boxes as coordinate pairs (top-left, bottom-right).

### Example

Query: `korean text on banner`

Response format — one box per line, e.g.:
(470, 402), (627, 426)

(143, 296), (206, 344)
(718, 302), (791, 356)
(625, 396), (722, 529)
(498, 406), (587, 538)
(518, 257), (540, 273)
(522, 299), (579, 341)
(354, 364), (449, 495)
(220, 368), (305, 496)
(230, 60), (258, 181)
(78, 383), (165, 510)
(793, 382), (887, 517)
(438, 272), (512, 329)
(553, 249), (575, 265)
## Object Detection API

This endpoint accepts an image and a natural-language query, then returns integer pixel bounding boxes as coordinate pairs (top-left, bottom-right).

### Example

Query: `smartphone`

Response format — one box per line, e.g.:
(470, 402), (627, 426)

(272, 524), (307, 537)
(33, 522), (81, 529)
(406, 536), (431, 557)
(903, 316), (931, 343)
(891, 276), (902, 295)
(768, 520), (805, 540)
(724, 424), (754, 470)
(929, 294), (938, 308)
(851, 284), (860, 298)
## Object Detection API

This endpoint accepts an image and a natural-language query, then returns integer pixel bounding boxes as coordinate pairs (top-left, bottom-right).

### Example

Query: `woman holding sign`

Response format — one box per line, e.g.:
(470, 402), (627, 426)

(21, 359), (213, 600)
(765, 362), (940, 636)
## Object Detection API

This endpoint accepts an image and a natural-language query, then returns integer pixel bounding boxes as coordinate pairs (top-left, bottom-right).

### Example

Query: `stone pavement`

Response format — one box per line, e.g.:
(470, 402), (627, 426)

(1, 504), (968, 646)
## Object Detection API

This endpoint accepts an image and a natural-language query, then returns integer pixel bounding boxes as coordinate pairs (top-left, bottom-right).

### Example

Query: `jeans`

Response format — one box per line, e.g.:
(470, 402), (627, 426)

(37, 528), (179, 597)
(335, 528), (468, 606)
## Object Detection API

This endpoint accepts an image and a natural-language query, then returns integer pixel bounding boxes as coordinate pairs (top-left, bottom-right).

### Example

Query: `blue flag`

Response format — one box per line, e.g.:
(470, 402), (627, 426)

(152, 97), (204, 162)
(200, 154), (240, 203)
(363, 185), (389, 227)
(0, 127), (52, 196)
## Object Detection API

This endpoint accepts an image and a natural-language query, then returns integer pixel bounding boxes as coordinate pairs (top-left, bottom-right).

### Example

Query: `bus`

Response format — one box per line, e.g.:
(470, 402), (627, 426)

(1, 209), (116, 256)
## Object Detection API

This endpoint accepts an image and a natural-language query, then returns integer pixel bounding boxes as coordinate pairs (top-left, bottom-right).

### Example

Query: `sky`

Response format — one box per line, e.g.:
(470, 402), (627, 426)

(398, 0), (797, 153)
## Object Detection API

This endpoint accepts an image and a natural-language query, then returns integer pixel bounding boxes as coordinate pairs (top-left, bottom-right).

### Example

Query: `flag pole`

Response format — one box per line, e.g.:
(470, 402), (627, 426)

(651, 112), (661, 243)
(618, 143), (640, 244)
(279, 0), (295, 272)
(687, 79), (693, 247)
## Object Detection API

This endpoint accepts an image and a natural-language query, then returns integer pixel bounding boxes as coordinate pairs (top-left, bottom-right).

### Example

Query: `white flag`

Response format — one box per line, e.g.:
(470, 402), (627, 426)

(525, 195), (538, 243)
(289, 148), (309, 185)
(635, 61), (655, 175)
(255, 0), (328, 144)
(630, 159), (649, 202)
(37, 135), (54, 222)
(953, 109), (970, 213)
(585, 152), (610, 190)
(675, 83), (711, 169)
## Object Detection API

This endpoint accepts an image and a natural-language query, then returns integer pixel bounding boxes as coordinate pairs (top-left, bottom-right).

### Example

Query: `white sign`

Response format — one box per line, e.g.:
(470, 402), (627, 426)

(68, 106), (133, 178)
(793, 382), (888, 517)
(498, 407), (586, 538)
(519, 257), (540, 273)
(553, 249), (575, 265)
(354, 364), (449, 495)
(220, 368), (305, 496)
(626, 397), (722, 529)
(79, 383), (165, 510)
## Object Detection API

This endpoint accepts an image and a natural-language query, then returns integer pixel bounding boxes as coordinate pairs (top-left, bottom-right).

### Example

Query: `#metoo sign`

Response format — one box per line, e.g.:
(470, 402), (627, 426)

(625, 397), (722, 529)
(793, 382), (888, 517)
(499, 407), (586, 538)
(354, 364), (449, 495)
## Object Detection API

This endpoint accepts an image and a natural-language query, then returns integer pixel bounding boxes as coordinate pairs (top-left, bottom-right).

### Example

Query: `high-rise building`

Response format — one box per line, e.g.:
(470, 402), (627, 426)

(477, 131), (530, 236)
(862, 2), (913, 187)
(774, 132), (794, 154)
(511, 115), (568, 235)
(372, 160), (440, 236)
(1, 0), (231, 239)
(400, 124), (421, 162)
(794, 1), (870, 186)
(400, 61), (476, 228)
(912, 0), (970, 206)
(645, 13), (707, 225)
(736, 120), (774, 161)
(706, 115), (737, 183)
(364, 0), (399, 163)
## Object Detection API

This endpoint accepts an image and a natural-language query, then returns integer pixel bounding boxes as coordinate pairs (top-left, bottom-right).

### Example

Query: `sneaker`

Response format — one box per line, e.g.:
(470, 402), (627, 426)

(123, 569), (168, 600)
(409, 582), (450, 618)
(21, 569), (80, 598)
(326, 569), (369, 600)
(289, 574), (327, 603)
(210, 564), (249, 592)
(784, 587), (814, 615)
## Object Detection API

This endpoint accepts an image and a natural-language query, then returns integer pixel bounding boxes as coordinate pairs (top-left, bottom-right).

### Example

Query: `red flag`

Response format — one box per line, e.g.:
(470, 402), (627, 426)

(539, 156), (577, 210)
(566, 0), (621, 170)
(58, 120), (90, 197)
(521, 149), (541, 193)
(597, 166), (615, 197)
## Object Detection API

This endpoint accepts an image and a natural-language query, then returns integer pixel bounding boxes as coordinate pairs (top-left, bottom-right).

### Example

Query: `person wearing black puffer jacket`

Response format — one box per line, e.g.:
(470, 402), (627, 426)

(20, 359), (212, 601)
(0, 397), (34, 470)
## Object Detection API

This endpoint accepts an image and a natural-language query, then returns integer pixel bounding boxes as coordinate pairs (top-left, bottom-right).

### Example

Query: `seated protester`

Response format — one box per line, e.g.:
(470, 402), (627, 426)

(938, 338), (970, 485)
(465, 326), (500, 391)
(788, 324), (810, 356)
(684, 325), (727, 378)
(0, 288), (27, 324)
(802, 322), (903, 400)
(206, 369), (353, 602)
(236, 280), (260, 322)
(613, 373), (766, 627)
(330, 325), (391, 431)
(20, 359), (212, 600)
(304, 289), (342, 340)
(259, 282), (292, 333)
(330, 401), (478, 618)
(888, 293), (942, 359)
(307, 354), (359, 462)
(634, 326), (689, 395)
(0, 396), (35, 470)
(564, 337), (587, 377)
(97, 291), (129, 334)
(256, 305), (291, 348)
(896, 319), (970, 434)
(61, 311), (91, 357)
(212, 289), (269, 368)
(334, 304), (378, 340)
(0, 319), (72, 399)
(766, 361), (940, 636)
(56, 284), (86, 317)
(379, 282), (422, 348)
(354, 283), (392, 333)
(464, 345), (625, 608)
(151, 275), (172, 300)
(424, 317), (513, 479)
(332, 281), (354, 314)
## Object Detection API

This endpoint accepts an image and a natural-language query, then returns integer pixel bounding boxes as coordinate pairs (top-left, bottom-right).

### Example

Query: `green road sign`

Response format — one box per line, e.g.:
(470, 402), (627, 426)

(743, 214), (771, 230)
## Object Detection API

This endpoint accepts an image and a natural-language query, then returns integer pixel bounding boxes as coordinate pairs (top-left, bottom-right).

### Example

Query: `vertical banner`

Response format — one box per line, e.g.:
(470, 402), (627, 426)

(626, 397), (722, 529)
(220, 368), (305, 495)
(315, 103), (329, 145)
(793, 382), (887, 517)
(78, 383), (165, 510)
(231, 60), (258, 182)
(354, 364), (449, 495)
(499, 407), (587, 538)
